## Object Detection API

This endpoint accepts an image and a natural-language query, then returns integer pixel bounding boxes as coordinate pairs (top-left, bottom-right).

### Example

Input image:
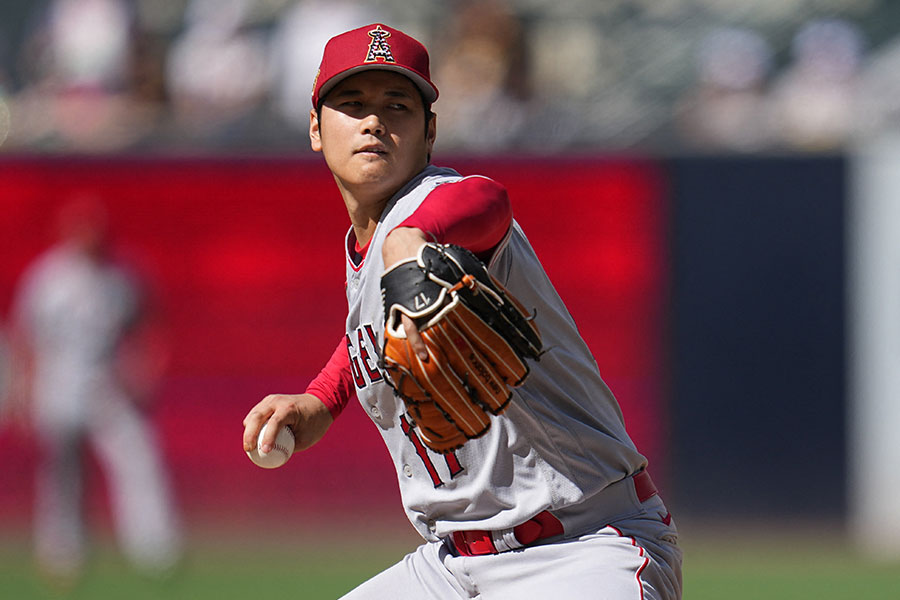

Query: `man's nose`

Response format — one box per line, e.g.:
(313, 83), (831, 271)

(361, 113), (385, 136)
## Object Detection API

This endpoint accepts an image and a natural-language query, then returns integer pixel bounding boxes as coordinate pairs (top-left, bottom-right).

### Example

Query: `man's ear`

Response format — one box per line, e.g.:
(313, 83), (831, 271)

(309, 108), (322, 153)
(426, 113), (436, 155)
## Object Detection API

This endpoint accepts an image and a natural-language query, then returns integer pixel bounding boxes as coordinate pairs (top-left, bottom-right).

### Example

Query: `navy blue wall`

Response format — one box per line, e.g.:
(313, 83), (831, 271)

(668, 156), (846, 519)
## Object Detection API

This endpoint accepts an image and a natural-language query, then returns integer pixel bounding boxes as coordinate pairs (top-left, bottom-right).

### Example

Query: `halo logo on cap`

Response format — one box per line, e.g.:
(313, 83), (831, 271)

(365, 26), (395, 63)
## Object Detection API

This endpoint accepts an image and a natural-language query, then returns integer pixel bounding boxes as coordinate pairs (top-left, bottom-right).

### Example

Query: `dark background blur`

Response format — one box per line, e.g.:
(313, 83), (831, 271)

(0, 0), (895, 557)
(0, 0), (898, 155)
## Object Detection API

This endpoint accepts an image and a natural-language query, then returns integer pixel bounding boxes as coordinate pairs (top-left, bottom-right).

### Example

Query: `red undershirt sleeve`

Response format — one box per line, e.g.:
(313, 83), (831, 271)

(397, 176), (512, 258)
(304, 337), (354, 420)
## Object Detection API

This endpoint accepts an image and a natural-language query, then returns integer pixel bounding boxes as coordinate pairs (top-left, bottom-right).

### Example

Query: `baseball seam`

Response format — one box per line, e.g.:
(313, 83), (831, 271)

(255, 426), (294, 466)
(268, 444), (290, 460)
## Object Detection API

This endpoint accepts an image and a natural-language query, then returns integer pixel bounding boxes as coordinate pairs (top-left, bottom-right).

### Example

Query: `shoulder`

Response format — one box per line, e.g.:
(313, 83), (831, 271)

(431, 175), (508, 201)
(19, 247), (67, 286)
(12, 248), (68, 318)
(425, 176), (510, 216)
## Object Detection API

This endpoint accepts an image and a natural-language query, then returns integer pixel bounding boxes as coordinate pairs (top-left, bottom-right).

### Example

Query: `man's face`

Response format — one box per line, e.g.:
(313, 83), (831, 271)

(310, 70), (436, 203)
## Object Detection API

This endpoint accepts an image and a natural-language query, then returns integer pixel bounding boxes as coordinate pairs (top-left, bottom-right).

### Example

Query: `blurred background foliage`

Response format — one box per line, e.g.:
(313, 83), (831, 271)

(0, 0), (898, 156)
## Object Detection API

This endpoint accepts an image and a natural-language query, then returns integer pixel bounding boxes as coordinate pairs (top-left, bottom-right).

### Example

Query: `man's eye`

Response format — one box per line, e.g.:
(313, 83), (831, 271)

(389, 103), (409, 111)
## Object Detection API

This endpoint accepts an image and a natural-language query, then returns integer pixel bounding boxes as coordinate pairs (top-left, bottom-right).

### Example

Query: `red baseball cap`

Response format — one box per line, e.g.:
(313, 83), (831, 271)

(312, 23), (439, 108)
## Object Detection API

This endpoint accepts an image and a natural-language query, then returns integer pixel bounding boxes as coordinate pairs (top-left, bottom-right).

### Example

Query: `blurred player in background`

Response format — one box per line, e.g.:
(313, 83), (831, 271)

(243, 24), (681, 599)
(7, 197), (182, 586)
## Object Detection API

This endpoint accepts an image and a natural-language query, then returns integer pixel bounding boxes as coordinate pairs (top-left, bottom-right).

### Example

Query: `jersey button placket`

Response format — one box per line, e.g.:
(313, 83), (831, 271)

(403, 464), (413, 478)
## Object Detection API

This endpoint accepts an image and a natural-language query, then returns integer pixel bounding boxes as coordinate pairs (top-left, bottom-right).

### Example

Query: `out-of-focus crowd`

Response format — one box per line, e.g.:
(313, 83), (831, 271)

(0, 0), (898, 155)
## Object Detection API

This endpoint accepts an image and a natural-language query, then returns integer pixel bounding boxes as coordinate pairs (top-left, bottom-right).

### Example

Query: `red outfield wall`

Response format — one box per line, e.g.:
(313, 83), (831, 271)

(0, 157), (668, 525)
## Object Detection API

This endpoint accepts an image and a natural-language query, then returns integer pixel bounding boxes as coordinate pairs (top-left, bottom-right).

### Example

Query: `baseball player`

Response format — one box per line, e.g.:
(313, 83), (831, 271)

(242, 23), (682, 599)
(8, 198), (182, 583)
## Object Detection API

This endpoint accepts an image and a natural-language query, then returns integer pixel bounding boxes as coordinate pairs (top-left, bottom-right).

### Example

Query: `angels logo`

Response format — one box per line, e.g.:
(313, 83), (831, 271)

(365, 25), (395, 63)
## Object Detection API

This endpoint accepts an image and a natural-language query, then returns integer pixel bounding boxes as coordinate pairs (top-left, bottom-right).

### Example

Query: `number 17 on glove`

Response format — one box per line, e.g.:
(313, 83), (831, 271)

(380, 243), (542, 453)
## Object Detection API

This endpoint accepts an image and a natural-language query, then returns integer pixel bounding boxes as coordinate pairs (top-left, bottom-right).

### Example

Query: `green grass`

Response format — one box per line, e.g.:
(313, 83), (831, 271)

(2, 525), (899, 599)
(0, 535), (413, 600)
(680, 524), (900, 600)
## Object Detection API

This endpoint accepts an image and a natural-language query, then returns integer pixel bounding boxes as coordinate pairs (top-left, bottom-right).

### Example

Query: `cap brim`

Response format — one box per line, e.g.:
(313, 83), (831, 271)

(316, 64), (439, 107)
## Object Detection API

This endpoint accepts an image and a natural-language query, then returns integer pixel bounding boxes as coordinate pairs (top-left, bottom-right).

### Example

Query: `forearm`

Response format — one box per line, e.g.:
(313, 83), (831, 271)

(383, 227), (428, 267)
(304, 338), (355, 420)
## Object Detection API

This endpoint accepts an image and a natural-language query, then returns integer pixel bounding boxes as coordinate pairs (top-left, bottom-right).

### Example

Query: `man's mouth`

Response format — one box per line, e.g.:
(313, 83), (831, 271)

(356, 145), (387, 155)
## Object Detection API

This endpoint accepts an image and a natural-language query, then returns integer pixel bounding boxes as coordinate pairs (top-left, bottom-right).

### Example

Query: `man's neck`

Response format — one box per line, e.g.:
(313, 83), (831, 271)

(339, 187), (389, 249)
(337, 165), (433, 248)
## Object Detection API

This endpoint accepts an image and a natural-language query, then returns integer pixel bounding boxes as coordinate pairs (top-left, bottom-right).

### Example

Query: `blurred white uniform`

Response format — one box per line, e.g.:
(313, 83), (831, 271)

(13, 243), (181, 577)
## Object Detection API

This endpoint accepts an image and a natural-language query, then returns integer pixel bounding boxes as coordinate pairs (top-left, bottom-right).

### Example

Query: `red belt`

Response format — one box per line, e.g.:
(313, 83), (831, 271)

(450, 470), (658, 557)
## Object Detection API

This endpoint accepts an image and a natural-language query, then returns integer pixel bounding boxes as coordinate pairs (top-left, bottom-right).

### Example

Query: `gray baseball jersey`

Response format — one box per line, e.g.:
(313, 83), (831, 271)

(343, 165), (648, 543)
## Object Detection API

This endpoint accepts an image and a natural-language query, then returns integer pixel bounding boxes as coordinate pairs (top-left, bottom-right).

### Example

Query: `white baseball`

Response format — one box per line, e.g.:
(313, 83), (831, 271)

(246, 422), (295, 469)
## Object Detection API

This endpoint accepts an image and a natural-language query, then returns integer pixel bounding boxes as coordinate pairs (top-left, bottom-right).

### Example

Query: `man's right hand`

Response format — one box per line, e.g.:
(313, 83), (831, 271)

(242, 393), (333, 455)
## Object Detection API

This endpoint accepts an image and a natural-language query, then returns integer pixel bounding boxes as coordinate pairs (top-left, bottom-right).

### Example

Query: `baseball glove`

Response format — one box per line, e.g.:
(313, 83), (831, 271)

(380, 243), (542, 453)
